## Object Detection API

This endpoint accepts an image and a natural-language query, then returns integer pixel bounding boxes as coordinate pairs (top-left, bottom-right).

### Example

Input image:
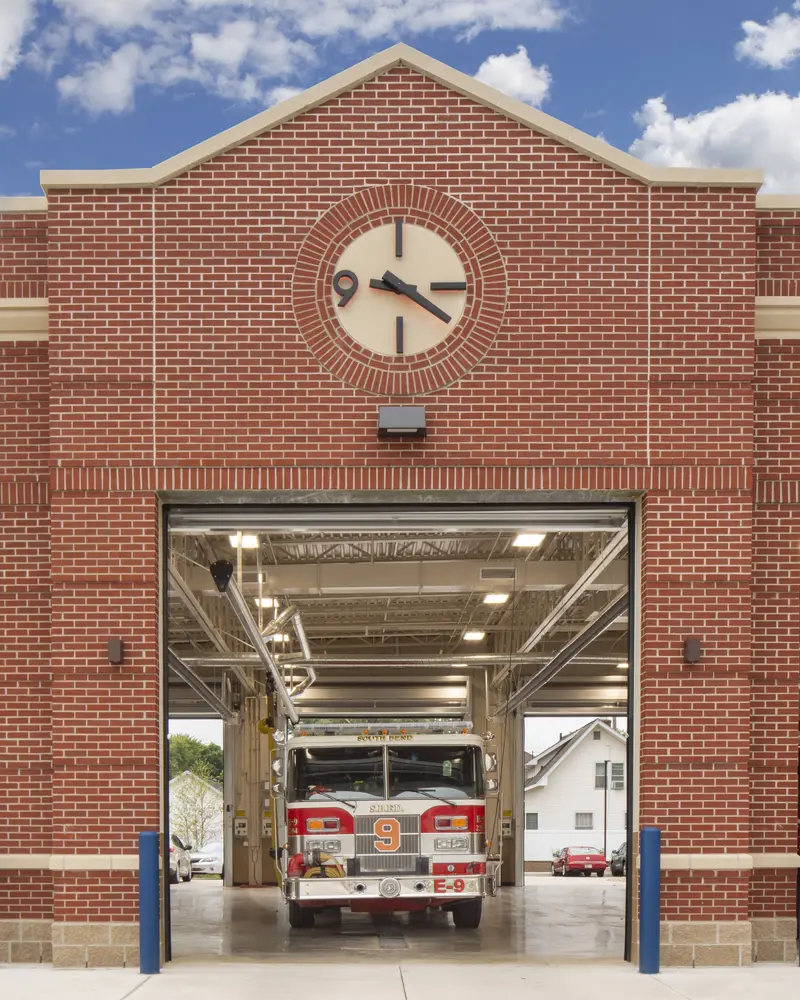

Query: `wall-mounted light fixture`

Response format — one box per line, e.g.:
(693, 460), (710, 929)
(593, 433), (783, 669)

(107, 638), (125, 665)
(378, 405), (426, 439)
(683, 637), (702, 664)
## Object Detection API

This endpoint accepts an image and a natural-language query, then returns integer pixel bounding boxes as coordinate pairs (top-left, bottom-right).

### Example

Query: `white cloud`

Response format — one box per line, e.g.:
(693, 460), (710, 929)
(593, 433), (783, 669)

(6, 0), (570, 114)
(475, 45), (551, 106)
(0, 0), (36, 79)
(0, 125), (17, 138)
(58, 42), (146, 113)
(629, 91), (800, 193)
(737, 2), (800, 69)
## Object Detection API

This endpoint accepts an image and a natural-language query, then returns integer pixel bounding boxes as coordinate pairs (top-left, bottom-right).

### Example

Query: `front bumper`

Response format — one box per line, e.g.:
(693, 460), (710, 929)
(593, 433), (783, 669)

(192, 862), (222, 874)
(285, 873), (496, 904)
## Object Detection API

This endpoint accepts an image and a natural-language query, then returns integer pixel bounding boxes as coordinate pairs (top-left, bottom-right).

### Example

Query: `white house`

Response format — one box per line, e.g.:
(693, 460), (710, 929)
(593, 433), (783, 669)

(169, 770), (224, 850)
(524, 719), (627, 868)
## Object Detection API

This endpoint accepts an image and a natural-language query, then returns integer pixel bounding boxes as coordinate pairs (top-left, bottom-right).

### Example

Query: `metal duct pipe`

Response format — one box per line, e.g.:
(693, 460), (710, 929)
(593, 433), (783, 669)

(209, 561), (299, 724)
(262, 604), (298, 637)
(500, 589), (629, 716)
(168, 649), (238, 724)
(292, 612), (312, 661)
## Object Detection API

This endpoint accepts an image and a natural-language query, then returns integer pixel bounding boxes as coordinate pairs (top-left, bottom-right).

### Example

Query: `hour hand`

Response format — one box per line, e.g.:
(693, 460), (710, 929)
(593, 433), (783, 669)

(382, 271), (451, 324)
(370, 278), (417, 293)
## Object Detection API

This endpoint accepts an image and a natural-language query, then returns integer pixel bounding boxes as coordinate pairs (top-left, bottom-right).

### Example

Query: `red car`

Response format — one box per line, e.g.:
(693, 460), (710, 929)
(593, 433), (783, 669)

(552, 846), (608, 877)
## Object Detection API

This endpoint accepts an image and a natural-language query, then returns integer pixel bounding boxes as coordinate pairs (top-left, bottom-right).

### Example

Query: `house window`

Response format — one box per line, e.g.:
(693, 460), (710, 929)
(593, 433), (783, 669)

(611, 763), (625, 789)
(592, 731), (601, 740)
(575, 812), (593, 830)
(594, 762), (607, 788)
(525, 813), (538, 831)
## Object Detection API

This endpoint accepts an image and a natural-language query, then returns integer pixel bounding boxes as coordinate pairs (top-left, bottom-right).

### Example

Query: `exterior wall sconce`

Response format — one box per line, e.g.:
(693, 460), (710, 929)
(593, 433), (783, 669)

(107, 638), (125, 665)
(683, 637), (702, 664)
(378, 405), (426, 439)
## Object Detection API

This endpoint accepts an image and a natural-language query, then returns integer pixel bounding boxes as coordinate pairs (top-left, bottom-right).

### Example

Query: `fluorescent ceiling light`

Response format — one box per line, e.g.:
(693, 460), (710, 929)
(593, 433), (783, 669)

(266, 633), (290, 643)
(229, 534), (259, 549)
(255, 597), (277, 608)
(512, 533), (545, 548)
(483, 593), (509, 605)
(452, 663), (468, 668)
(463, 630), (486, 641)
(616, 662), (629, 670)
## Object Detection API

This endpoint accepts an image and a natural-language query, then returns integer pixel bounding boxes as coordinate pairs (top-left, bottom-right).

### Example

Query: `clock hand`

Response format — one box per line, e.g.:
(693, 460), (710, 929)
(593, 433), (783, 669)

(381, 271), (452, 324)
(369, 278), (417, 293)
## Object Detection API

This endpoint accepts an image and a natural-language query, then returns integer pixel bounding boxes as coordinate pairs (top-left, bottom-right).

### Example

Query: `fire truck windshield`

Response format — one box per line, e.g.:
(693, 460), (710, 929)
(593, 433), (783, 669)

(388, 745), (483, 800)
(289, 746), (384, 801)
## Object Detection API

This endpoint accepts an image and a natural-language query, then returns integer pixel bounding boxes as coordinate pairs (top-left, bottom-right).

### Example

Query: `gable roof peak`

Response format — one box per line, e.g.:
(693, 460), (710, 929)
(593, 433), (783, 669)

(40, 42), (762, 193)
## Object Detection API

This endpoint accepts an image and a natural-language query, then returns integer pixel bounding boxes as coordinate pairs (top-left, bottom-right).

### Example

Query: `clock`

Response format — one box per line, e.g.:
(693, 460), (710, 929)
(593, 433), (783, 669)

(331, 221), (467, 357)
(292, 185), (507, 396)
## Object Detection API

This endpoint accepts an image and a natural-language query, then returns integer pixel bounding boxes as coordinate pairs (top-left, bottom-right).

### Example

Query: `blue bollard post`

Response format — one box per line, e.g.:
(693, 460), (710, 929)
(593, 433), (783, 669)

(138, 831), (160, 974)
(639, 826), (661, 974)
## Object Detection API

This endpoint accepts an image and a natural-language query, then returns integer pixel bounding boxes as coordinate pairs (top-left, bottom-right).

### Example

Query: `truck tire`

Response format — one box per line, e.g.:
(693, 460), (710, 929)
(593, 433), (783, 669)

(181, 866), (192, 882)
(169, 870), (179, 885)
(288, 902), (315, 929)
(452, 898), (482, 929)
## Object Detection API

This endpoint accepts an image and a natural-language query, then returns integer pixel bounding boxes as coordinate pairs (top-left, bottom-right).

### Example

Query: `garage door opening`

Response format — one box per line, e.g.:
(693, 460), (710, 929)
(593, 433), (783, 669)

(164, 503), (634, 963)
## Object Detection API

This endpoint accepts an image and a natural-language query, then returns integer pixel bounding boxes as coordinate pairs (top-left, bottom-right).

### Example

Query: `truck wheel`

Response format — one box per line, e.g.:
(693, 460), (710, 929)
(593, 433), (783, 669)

(169, 870), (179, 885)
(288, 902), (315, 929)
(181, 867), (192, 882)
(452, 898), (482, 929)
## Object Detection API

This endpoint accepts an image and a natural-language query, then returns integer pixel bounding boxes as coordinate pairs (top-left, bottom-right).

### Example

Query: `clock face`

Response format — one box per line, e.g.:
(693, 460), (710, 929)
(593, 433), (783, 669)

(331, 222), (467, 357)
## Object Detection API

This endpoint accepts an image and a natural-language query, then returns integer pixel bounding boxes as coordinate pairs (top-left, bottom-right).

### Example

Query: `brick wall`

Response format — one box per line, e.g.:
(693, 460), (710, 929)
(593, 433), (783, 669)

(0, 212), (47, 298)
(0, 64), (797, 950)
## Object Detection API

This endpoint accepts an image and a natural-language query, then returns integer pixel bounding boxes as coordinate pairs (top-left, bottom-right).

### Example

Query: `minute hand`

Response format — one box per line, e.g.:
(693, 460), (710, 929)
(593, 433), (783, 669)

(382, 271), (451, 324)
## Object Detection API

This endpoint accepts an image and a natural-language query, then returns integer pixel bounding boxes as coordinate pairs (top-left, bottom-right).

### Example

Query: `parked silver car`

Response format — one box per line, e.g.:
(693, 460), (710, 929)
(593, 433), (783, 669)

(169, 835), (193, 884)
(191, 841), (223, 878)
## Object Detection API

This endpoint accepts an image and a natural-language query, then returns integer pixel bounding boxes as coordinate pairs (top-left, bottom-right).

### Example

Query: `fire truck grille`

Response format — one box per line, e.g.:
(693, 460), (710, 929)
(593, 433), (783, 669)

(355, 815), (420, 873)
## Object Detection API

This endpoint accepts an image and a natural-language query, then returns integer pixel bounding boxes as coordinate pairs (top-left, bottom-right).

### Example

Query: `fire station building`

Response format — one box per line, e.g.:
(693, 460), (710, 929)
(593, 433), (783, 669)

(2, 43), (799, 969)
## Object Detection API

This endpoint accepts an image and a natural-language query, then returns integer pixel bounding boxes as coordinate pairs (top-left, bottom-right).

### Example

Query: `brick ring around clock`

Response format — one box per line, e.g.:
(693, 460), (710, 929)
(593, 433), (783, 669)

(292, 185), (507, 397)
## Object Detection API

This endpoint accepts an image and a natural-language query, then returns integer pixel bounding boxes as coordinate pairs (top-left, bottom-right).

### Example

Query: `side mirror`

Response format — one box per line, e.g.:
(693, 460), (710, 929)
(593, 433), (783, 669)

(484, 749), (498, 776)
(271, 781), (285, 797)
(186, 845), (193, 852)
(485, 777), (499, 796)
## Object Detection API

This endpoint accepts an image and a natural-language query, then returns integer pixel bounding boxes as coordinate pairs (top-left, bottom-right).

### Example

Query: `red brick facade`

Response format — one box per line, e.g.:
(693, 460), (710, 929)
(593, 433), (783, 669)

(1, 53), (799, 964)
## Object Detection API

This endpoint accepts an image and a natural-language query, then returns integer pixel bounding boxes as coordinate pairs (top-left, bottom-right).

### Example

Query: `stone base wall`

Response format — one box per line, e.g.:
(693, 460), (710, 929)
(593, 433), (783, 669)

(660, 921), (752, 966)
(751, 917), (798, 963)
(52, 923), (139, 968)
(661, 919), (798, 966)
(0, 920), (53, 963)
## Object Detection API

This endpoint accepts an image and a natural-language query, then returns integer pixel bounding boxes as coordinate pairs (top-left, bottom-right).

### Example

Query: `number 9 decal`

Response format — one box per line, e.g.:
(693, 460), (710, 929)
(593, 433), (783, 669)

(374, 818), (401, 853)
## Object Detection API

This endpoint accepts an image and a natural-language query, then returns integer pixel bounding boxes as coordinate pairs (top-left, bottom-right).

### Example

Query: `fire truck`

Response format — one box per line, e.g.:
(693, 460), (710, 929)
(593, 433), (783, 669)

(271, 720), (499, 929)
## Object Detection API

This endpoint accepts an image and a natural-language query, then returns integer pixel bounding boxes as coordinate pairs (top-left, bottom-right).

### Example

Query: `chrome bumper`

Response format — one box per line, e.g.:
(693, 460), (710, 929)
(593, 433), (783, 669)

(285, 873), (496, 903)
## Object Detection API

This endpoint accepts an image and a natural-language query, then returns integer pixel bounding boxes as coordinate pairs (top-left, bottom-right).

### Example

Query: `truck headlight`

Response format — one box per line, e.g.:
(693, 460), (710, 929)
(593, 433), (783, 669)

(434, 836), (469, 851)
(306, 839), (341, 853)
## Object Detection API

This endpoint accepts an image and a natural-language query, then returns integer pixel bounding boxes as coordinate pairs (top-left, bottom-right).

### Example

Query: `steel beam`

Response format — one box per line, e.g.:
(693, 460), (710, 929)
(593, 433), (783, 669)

(499, 590), (629, 716)
(167, 649), (238, 723)
(210, 562), (298, 723)
(492, 527), (628, 689)
(168, 565), (230, 654)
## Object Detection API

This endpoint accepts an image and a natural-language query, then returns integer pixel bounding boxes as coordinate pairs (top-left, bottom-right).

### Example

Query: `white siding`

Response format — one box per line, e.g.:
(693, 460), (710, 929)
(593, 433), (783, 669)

(524, 728), (627, 862)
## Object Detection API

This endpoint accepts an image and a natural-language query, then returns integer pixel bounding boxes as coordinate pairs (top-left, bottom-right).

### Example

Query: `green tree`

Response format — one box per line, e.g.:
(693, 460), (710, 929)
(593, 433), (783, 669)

(168, 734), (224, 783)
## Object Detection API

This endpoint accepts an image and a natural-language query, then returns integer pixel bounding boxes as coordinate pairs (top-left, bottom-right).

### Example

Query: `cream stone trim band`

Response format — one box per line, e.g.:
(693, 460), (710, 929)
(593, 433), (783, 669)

(0, 855), (142, 871)
(39, 44), (763, 193)
(0, 298), (48, 341)
(0, 196), (47, 213)
(652, 853), (800, 871)
(757, 195), (800, 210)
(755, 296), (800, 339)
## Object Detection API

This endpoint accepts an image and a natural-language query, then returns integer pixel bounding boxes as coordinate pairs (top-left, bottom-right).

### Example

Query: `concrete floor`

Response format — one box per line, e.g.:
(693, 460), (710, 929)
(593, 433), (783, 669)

(169, 873), (626, 964)
(5, 964), (800, 1000)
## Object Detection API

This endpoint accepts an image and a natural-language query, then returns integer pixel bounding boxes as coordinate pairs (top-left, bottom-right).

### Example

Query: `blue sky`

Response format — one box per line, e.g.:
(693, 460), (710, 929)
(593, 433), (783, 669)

(3, 1), (800, 195)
